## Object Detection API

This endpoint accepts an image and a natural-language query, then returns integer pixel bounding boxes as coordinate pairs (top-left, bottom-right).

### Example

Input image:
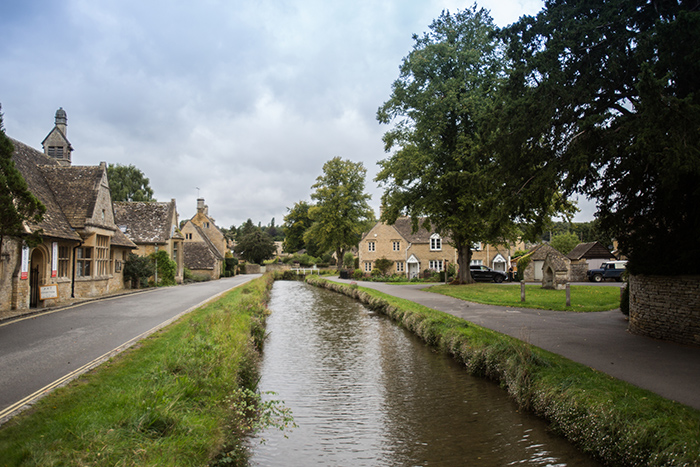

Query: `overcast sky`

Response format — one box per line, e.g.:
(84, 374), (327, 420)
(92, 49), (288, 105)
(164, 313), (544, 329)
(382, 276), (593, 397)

(1, 0), (596, 229)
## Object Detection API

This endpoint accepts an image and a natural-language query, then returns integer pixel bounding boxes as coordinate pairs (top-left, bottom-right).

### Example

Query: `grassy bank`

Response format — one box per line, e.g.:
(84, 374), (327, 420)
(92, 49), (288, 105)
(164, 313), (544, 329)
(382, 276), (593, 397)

(428, 283), (621, 311)
(306, 275), (700, 466)
(0, 275), (278, 467)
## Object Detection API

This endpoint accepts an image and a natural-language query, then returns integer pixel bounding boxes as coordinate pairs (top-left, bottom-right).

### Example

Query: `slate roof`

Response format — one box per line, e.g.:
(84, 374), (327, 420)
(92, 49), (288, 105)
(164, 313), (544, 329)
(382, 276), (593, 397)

(9, 138), (81, 241)
(193, 224), (224, 260)
(39, 165), (103, 229)
(183, 242), (218, 270)
(567, 242), (613, 260)
(113, 201), (182, 244)
(368, 216), (453, 243)
(111, 228), (138, 248)
(529, 243), (561, 261)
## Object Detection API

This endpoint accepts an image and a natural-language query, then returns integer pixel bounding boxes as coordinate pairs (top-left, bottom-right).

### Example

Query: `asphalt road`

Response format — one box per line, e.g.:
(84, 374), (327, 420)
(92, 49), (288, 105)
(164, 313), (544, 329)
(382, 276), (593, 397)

(0, 274), (260, 422)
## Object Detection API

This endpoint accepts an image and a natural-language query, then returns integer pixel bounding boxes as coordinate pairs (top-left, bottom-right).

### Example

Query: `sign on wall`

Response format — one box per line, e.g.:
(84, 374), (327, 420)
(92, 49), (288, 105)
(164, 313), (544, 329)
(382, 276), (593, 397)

(20, 246), (29, 280)
(39, 284), (59, 300)
(52, 242), (58, 278)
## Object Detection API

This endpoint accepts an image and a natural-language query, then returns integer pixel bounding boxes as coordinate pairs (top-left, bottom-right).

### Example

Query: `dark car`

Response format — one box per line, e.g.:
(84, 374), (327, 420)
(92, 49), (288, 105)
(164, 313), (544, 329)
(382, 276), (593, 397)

(587, 261), (628, 282)
(470, 265), (507, 283)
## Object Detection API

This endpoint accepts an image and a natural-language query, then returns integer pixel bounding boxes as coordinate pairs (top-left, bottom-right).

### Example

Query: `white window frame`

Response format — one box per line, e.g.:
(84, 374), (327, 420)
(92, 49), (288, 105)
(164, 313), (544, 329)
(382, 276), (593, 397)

(364, 261), (372, 272)
(368, 241), (376, 252)
(396, 261), (404, 272)
(392, 241), (400, 251)
(429, 260), (443, 272)
(430, 234), (442, 251)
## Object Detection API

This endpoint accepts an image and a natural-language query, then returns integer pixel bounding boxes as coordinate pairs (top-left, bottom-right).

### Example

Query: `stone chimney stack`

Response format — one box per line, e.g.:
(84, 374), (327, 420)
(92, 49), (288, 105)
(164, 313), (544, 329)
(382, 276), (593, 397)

(197, 198), (208, 216)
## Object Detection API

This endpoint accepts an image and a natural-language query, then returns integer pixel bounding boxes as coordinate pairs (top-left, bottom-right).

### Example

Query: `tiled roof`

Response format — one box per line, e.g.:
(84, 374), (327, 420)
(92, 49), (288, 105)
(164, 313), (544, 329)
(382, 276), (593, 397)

(378, 216), (453, 244)
(193, 224), (224, 260)
(111, 227), (137, 249)
(40, 165), (103, 229)
(9, 138), (81, 241)
(529, 243), (560, 260)
(113, 201), (178, 244)
(567, 242), (613, 260)
(183, 242), (217, 270)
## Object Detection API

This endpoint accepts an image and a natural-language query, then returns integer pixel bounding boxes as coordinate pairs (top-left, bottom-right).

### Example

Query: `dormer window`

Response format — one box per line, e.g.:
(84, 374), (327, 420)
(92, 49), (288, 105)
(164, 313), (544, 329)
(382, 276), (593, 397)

(430, 234), (442, 251)
(48, 146), (64, 157)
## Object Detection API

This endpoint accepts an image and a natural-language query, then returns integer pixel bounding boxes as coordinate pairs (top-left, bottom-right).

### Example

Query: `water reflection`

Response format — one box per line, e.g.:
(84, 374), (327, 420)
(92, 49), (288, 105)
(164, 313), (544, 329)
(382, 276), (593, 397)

(249, 281), (598, 466)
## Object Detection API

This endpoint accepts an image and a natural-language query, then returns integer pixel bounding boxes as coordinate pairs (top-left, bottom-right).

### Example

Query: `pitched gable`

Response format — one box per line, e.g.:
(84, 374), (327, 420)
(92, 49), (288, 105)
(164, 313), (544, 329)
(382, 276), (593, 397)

(40, 165), (104, 229)
(9, 138), (80, 241)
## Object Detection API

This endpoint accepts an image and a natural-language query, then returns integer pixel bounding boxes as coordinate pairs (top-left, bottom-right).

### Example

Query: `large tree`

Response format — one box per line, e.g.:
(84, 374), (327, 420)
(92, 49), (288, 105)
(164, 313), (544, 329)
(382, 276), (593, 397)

(107, 163), (155, 202)
(0, 105), (46, 253)
(377, 7), (571, 283)
(498, 0), (700, 274)
(283, 201), (313, 253)
(237, 230), (276, 265)
(305, 157), (374, 270)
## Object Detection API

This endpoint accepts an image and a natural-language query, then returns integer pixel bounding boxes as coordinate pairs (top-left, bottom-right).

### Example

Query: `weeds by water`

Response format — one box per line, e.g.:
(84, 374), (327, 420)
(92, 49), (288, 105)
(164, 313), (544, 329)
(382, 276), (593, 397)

(0, 274), (293, 467)
(306, 275), (700, 467)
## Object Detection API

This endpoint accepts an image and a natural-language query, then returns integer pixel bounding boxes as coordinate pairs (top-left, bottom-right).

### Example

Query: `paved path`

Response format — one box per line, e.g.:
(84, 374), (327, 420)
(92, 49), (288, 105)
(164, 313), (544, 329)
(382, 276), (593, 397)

(0, 275), (261, 423)
(331, 278), (700, 411)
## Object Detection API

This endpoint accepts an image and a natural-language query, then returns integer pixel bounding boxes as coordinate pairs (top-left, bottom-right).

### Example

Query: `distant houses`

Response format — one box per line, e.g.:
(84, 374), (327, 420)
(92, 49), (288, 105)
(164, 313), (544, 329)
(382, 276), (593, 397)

(181, 198), (227, 279)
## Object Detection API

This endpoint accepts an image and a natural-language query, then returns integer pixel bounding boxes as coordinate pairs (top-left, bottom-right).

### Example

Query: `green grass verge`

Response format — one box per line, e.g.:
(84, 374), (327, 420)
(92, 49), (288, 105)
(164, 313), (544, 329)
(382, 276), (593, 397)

(307, 275), (700, 466)
(0, 275), (276, 467)
(428, 283), (621, 311)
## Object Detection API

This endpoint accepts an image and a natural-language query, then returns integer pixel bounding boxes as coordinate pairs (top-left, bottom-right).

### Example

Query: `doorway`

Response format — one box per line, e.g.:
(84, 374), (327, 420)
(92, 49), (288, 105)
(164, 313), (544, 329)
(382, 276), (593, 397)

(29, 248), (44, 308)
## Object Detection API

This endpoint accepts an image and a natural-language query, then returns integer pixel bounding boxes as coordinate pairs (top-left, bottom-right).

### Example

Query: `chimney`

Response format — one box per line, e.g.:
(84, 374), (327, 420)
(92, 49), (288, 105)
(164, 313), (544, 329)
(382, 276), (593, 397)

(197, 198), (208, 216)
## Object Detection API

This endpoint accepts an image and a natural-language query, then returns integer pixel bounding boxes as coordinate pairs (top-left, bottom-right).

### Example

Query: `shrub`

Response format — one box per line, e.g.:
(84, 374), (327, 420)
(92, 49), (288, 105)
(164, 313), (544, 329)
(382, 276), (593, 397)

(620, 282), (630, 316)
(353, 268), (364, 280)
(124, 253), (155, 288)
(149, 250), (177, 286)
(374, 257), (394, 276)
(343, 252), (355, 269)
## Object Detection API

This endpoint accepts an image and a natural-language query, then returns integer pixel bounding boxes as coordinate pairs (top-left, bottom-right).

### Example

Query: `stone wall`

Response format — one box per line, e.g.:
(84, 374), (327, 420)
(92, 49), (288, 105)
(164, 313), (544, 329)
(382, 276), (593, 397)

(628, 274), (700, 347)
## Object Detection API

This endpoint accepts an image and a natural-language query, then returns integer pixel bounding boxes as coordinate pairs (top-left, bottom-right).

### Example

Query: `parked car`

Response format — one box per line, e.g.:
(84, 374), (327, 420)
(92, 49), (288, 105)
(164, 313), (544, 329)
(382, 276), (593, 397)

(470, 265), (507, 283)
(587, 260), (628, 282)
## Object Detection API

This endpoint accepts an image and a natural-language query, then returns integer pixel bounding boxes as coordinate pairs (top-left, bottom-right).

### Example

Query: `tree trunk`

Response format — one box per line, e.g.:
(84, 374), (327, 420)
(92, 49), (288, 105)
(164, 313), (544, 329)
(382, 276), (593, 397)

(455, 240), (474, 284)
(336, 247), (345, 271)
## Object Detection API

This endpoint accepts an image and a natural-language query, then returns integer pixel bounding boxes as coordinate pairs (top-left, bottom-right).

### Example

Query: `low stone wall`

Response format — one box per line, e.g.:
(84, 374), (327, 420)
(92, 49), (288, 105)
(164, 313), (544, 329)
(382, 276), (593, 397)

(628, 274), (700, 347)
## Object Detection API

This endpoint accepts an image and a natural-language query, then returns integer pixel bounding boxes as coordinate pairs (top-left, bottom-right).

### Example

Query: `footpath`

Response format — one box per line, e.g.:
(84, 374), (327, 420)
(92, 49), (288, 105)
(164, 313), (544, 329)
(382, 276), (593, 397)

(331, 278), (700, 411)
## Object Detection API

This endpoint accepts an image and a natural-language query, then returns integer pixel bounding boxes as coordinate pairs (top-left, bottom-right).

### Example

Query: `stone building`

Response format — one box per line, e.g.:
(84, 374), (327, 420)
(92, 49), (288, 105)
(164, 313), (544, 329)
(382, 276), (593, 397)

(566, 242), (616, 282)
(113, 199), (185, 283)
(1, 110), (137, 316)
(181, 198), (226, 279)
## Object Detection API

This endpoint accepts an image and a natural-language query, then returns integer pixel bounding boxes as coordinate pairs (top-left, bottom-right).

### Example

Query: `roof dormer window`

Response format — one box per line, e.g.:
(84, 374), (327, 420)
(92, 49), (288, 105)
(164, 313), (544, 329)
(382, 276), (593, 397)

(430, 233), (442, 251)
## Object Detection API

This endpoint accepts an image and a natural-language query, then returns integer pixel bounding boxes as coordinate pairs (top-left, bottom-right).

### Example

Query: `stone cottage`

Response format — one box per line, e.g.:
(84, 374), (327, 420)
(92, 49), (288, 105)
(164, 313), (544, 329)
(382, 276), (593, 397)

(181, 198), (226, 279)
(113, 199), (185, 283)
(1, 110), (136, 316)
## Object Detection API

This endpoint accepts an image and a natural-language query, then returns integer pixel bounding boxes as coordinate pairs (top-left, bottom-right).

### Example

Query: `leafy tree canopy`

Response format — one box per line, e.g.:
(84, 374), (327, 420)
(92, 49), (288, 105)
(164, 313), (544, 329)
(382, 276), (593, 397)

(376, 7), (573, 283)
(107, 163), (155, 202)
(283, 201), (313, 254)
(498, 0), (700, 274)
(0, 105), (46, 251)
(305, 157), (374, 270)
(550, 232), (580, 256)
(237, 230), (276, 265)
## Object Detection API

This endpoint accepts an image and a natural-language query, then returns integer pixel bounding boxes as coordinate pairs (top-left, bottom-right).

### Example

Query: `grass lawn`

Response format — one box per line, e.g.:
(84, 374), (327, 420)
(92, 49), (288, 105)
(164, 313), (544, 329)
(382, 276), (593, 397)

(428, 283), (622, 312)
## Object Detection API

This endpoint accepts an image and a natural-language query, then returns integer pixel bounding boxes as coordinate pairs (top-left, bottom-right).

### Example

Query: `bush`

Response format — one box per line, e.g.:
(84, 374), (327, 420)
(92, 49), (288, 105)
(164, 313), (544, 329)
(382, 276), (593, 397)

(620, 282), (630, 316)
(183, 267), (211, 283)
(124, 253), (155, 288)
(149, 250), (177, 286)
(353, 269), (364, 280)
(225, 257), (238, 277)
(374, 257), (394, 276)
(343, 252), (355, 269)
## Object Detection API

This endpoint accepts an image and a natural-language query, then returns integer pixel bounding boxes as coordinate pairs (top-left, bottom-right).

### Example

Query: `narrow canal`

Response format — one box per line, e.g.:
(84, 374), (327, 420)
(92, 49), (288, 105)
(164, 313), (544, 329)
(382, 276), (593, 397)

(249, 281), (599, 466)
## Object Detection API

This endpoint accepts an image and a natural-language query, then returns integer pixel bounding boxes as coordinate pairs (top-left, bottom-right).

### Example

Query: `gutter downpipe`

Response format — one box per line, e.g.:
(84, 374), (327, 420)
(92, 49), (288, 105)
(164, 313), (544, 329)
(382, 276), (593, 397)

(71, 239), (83, 298)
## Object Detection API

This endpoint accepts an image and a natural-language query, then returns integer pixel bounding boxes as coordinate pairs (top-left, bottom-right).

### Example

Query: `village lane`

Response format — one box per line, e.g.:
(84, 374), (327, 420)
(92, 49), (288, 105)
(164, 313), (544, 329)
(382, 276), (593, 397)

(0, 274), (261, 422)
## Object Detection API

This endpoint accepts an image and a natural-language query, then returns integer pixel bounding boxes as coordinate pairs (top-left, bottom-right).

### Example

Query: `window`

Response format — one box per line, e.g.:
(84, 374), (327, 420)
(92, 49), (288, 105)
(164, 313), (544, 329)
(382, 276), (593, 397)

(185, 233), (193, 240)
(472, 242), (482, 251)
(396, 261), (404, 272)
(57, 246), (70, 277)
(470, 259), (483, 265)
(76, 247), (92, 277)
(429, 260), (443, 272)
(392, 241), (400, 251)
(430, 234), (442, 251)
(48, 146), (64, 157)
(368, 241), (375, 252)
(364, 262), (372, 272)
(96, 235), (109, 276)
